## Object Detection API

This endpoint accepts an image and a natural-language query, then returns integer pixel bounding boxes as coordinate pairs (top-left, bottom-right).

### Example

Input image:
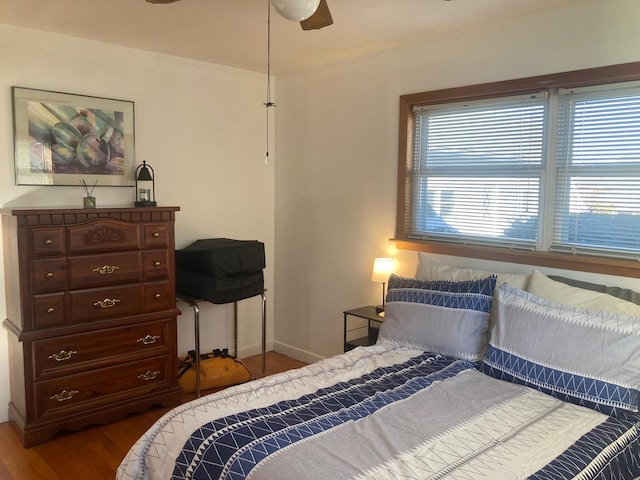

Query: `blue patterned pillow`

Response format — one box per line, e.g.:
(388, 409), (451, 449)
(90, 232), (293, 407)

(377, 274), (497, 361)
(482, 283), (640, 417)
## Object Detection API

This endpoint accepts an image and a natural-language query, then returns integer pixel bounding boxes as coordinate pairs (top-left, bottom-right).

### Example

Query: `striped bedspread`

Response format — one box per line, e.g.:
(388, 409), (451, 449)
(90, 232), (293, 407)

(117, 345), (640, 480)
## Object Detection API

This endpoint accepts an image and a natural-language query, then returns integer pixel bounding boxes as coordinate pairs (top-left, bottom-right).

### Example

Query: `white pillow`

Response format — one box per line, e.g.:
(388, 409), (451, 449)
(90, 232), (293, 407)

(415, 253), (529, 290)
(527, 268), (640, 317)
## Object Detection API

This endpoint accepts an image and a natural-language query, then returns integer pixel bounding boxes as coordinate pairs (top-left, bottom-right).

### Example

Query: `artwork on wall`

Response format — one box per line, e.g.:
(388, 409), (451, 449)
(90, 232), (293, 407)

(12, 87), (135, 186)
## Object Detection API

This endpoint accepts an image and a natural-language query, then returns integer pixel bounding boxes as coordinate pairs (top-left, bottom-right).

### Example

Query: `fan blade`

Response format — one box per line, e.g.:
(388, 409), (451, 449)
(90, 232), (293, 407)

(300, 0), (333, 30)
(146, 0), (182, 4)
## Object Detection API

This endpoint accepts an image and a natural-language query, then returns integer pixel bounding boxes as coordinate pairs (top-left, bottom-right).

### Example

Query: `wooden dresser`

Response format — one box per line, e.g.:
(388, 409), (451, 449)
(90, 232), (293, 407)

(1, 207), (182, 446)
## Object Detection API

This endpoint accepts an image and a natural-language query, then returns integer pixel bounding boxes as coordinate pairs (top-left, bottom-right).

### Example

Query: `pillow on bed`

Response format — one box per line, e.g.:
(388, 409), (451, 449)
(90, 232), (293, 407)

(415, 253), (529, 290)
(377, 274), (497, 361)
(482, 283), (640, 417)
(548, 274), (640, 306)
(527, 268), (640, 317)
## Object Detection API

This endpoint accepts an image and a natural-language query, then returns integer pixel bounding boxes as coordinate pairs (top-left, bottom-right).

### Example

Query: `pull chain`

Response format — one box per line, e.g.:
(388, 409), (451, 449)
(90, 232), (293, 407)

(263, 0), (276, 165)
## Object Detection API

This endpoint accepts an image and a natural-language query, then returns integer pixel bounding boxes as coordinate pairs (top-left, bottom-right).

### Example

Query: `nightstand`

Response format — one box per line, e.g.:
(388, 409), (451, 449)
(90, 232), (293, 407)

(343, 305), (384, 352)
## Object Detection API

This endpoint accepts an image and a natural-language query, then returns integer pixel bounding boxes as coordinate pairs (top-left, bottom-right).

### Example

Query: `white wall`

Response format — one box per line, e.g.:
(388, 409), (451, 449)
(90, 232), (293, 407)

(0, 25), (274, 423)
(273, 0), (640, 361)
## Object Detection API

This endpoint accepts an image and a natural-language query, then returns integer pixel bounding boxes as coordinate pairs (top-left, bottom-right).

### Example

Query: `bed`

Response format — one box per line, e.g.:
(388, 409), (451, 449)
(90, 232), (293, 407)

(117, 262), (640, 480)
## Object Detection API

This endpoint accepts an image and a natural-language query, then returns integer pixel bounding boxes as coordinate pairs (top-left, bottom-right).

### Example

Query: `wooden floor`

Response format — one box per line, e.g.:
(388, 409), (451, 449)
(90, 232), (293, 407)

(0, 352), (307, 480)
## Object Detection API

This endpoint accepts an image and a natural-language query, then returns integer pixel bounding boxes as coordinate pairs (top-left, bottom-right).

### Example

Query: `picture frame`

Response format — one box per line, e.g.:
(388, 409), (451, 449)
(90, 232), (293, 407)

(12, 86), (135, 186)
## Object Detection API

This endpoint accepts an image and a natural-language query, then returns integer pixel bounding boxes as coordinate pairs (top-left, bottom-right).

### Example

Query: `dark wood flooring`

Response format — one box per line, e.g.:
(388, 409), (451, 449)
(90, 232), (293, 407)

(0, 352), (307, 480)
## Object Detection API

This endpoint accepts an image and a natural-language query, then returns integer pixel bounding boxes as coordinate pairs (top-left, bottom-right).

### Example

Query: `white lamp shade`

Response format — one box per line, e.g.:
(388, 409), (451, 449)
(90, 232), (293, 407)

(271, 0), (321, 21)
(371, 258), (394, 283)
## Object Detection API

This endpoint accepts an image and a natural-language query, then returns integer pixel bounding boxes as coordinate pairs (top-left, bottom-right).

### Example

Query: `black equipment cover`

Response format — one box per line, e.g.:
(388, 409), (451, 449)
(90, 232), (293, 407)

(175, 238), (265, 304)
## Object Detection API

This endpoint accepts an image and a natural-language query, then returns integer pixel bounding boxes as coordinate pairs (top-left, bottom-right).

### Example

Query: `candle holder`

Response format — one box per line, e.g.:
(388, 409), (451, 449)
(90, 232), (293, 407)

(135, 161), (157, 207)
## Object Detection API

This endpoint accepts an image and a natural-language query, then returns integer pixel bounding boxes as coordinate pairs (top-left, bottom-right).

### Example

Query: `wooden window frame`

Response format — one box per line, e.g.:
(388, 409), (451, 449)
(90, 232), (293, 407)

(395, 61), (640, 278)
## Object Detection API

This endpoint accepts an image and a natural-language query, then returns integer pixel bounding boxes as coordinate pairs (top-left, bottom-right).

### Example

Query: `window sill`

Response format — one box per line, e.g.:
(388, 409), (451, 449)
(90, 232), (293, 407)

(394, 238), (640, 279)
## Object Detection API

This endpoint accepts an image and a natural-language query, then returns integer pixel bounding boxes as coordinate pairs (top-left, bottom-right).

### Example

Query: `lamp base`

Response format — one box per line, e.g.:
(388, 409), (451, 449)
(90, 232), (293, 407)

(134, 201), (157, 207)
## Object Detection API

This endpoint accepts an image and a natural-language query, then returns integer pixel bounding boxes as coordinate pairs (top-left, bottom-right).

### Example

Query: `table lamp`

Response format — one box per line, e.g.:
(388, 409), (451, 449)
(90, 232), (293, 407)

(371, 257), (394, 316)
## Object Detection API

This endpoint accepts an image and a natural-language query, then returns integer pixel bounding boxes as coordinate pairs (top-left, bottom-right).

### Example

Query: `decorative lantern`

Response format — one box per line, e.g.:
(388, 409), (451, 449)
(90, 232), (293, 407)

(135, 160), (157, 207)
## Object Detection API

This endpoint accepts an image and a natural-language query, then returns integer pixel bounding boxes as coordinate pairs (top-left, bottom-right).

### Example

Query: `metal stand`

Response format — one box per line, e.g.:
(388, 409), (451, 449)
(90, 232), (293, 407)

(178, 292), (267, 397)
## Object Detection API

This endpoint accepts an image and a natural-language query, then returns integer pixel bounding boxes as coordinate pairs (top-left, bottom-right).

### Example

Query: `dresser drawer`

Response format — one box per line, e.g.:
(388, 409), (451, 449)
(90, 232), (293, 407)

(68, 251), (143, 288)
(33, 292), (67, 328)
(68, 220), (141, 253)
(144, 249), (169, 279)
(30, 258), (67, 294)
(33, 318), (174, 380)
(144, 281), (173, 312)
(30, 227), (66, 256)
(69, 284), (143, 323)
(34, 356), (173, 422)
(143, 223), (170, 248)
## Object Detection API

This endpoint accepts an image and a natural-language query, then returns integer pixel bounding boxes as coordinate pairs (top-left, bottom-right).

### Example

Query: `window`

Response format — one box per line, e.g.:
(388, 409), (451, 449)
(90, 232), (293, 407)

(553, 84), (640, 258)
(396, 62), (640, 276)
(411, 93), (546, 249)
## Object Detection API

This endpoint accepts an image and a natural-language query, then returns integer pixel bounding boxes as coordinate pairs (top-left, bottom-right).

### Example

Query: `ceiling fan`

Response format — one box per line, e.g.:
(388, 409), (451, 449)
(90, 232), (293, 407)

(145, 0), (334, 31)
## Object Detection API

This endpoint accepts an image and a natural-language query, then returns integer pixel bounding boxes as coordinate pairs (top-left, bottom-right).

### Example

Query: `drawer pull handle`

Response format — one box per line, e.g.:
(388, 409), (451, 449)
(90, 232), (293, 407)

(93, 265), (120, 275)
(50, 390), (78, 402)
(48, 350), (78, 362)
(153, 261), (161, 267)
(153, 232), (160, 238)
(94, 298), (121, 309)
(44, 239), (53, 245)
(47, 307), (55, 313)
(154, 293), (162, 298)
(46, 272), (54, 278)
(138, 370), (161, 381)
(137, 334), (161, 345)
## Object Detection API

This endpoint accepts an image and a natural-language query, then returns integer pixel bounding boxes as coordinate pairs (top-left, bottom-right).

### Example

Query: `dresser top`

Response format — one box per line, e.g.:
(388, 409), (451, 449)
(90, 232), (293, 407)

(1, 206), (180, 226)
(1, 206), (180, 216)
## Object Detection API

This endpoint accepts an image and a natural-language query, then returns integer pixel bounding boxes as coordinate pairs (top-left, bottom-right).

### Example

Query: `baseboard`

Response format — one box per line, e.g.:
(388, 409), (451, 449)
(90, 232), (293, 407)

(237, 341), (326, 365)
(237, 341), (274, 359)
(272, 342), (325, 365)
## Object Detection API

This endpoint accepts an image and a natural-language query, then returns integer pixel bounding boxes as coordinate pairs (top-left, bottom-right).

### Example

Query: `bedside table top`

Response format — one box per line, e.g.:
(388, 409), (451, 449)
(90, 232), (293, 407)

(344, 305), (384, 321)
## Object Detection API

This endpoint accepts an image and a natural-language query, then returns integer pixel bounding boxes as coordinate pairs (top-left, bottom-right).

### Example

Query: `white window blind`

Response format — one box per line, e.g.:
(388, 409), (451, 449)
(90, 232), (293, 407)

(553, 83), (640, 258)
(410, 94), (546, 248)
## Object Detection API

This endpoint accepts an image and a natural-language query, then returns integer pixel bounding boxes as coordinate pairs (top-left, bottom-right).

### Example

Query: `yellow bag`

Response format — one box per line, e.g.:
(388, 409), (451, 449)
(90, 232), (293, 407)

(178, 349), (251, 393)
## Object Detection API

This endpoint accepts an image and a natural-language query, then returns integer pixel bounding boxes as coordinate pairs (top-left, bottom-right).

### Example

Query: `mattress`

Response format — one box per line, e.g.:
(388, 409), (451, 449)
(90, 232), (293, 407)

(117, 345), (640, 480)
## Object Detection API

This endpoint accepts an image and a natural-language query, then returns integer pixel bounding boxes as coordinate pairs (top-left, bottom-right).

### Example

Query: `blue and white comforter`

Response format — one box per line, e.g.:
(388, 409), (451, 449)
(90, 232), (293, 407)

(117, 345), (640, 480)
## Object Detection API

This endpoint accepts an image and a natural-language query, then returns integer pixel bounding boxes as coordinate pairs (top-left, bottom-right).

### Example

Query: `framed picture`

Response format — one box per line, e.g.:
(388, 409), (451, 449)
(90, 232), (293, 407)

(12, 87), (135, 186)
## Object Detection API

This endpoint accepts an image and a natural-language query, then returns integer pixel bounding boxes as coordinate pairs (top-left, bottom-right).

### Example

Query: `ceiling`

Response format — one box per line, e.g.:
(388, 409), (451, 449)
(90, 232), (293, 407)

(0, 0), (591, 74)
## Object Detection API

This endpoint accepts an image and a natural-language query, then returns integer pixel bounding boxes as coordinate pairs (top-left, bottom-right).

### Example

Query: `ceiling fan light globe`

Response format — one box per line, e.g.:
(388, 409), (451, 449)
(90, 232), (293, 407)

(271, 0), (321, 21)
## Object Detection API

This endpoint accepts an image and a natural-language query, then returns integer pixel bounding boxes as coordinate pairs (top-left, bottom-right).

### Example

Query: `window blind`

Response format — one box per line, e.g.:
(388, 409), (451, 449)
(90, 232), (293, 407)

(410, 94), (546, 248)
(553, 83), (640, 257)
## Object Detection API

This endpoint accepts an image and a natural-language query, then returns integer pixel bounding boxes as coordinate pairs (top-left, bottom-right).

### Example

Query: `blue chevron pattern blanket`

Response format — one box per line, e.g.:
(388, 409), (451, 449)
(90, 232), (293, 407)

(118, 346), (640, 480)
